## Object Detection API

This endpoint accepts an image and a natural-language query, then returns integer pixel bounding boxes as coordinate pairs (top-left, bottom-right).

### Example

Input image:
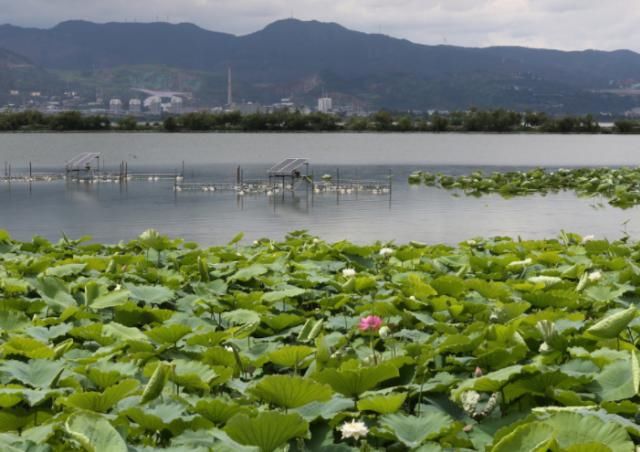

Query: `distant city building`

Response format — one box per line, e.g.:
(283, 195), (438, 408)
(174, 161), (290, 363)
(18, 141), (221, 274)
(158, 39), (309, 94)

(30, 92), (41, 97)
(145, 96), (162, 115)
(9, 90), (19, 96)
(272, 98), (296, 112)
(109, 98), (123, 114)
(317, 97), (333, 113)
(235, 102), (261, 115)
(129, 98), (142, 113)
(170, 96), (183, 114)
(625, 107), (640, 118)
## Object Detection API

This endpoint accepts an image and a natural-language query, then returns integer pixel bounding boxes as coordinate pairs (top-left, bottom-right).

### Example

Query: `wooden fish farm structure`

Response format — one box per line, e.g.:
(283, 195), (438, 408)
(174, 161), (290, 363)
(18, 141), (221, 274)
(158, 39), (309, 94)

(2, 155), (392, 202)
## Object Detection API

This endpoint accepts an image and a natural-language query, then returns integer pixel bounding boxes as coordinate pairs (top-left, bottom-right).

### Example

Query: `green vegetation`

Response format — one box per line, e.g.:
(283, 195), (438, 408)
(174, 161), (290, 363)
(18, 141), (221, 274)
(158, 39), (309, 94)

(0, 111), (110, 131)
(2, 229), (640, 449)
(3, 108), (640, 133)
(409, 167), (640, 209)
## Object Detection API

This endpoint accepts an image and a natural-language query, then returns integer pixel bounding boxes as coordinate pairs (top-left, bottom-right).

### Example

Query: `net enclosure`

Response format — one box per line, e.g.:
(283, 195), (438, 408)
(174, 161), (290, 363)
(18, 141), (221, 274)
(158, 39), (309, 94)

(268, 158), (308, 177)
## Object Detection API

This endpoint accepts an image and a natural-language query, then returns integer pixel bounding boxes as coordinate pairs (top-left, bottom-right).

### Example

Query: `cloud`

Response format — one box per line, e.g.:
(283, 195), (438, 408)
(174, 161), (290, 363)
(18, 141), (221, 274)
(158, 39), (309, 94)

(0, 0), (638, 51)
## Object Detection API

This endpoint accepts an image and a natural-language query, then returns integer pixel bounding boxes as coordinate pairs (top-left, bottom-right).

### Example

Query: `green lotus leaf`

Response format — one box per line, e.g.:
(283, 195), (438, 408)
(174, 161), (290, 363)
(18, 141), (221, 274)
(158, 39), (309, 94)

(490, 422), (556, 452)
(263, 313), (304, 332)
(224, 411), (309, 452)
(536, 411), (633, 451)
(314, 362), (400, 397)
(586, 307), (637, 339)
(170, 359), (219, 391)
(65, 411), (127, 452)
(102, 322), (150, 343)
(262, 286), (306, 302)
(126, 283), (175, 305)
(145, 324), (192, 344)
(24, 323), (72, 342)
(357, 392), (407, 414)
(294, 395), (355, 421)
(62, 379), (139, 412)
(0, 311), (31, 331)
(589, 351), (640, 402)
(0, 359), (64, 388)
(45, 263), (87, 278)
(222, 309), (262, 326)
(249, 375), (333, 409)
(90, 290), (130, 310)
(268, 345), (315, 368)
(230, 264), (268, 282)
(194, 399), (253, 425)
(452, 365), (525, 401)
(124, 400), (193, 431)
(378, 406), (454, 448)
(32, 276), (77, 312)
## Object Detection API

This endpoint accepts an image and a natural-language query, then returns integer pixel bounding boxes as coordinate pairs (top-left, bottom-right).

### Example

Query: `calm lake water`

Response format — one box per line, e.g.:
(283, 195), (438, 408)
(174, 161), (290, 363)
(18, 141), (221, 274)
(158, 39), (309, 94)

(1, 133), (640, 244)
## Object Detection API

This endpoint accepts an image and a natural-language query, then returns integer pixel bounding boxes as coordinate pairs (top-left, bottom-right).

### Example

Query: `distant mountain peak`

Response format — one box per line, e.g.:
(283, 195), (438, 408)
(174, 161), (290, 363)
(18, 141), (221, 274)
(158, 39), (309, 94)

(254, 18), (349, 35)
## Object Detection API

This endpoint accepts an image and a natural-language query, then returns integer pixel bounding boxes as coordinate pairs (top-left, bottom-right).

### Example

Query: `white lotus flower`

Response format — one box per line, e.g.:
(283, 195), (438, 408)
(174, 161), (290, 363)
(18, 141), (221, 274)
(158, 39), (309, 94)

(339, 420), (369, 440)
(379, 247), (394, 257)
(581, 235), (595, 243)
(588, 271), (602, 282)
(224, 345), (234, 353)
(466, 239), (477, 246)
(342, 268), (356, 278)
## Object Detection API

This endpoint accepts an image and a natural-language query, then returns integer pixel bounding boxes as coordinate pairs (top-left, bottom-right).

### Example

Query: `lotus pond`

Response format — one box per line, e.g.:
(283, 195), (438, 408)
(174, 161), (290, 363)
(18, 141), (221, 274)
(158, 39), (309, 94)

(408, 167), (640, 208)
(3, 229), (640, 451)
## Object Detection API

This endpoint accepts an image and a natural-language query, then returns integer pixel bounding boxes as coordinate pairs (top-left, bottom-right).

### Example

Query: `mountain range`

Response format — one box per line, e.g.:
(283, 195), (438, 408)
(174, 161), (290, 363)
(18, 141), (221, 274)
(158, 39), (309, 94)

(1, 19), (640, 113)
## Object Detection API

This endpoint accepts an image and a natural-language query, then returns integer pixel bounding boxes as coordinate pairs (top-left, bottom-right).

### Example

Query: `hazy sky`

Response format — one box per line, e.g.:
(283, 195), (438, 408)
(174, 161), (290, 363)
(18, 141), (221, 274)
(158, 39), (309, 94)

(1, 0), (638, 51)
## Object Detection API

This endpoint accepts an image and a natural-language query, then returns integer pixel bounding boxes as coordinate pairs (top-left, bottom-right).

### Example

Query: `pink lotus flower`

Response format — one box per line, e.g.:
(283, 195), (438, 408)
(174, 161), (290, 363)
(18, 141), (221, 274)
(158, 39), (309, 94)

(359, 315), (383, 332)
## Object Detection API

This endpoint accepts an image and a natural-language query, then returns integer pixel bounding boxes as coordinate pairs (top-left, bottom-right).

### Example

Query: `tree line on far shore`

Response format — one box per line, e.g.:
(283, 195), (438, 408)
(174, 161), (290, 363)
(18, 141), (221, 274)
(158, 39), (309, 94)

(2, 108), (640, 133)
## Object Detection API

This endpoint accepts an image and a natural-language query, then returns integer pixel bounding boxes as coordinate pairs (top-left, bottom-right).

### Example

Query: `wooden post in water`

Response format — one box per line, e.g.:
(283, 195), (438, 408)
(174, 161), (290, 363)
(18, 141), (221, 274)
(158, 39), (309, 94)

(29, 161), (32, 180)
(388, 168), (393, 206)
(336, 167), (340, 205)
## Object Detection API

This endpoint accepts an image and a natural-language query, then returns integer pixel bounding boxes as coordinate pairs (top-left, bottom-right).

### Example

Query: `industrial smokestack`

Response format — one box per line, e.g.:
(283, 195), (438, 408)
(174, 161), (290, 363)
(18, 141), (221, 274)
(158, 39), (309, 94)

(227, 67), (233, 106)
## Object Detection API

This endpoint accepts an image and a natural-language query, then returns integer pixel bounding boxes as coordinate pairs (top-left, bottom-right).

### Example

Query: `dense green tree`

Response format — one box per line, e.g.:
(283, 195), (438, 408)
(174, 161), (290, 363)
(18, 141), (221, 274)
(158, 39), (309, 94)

(117, 116), (138, 131)
(372, 110), (393, 131)
(430, 115), (449, 132)
(614, 120), (636, 134)
(163, 116), (178, 132)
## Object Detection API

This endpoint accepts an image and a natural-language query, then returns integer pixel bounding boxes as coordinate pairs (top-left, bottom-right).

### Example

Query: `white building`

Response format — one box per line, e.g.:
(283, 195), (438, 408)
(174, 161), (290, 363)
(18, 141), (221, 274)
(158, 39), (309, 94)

(235, 102), (261, 115)
(145, 96), (162, 115)
(170, 96), (183, 114)
(109, 98), (123, 114)
(317, 97), (333, 113)
(129, 98), (142, 113)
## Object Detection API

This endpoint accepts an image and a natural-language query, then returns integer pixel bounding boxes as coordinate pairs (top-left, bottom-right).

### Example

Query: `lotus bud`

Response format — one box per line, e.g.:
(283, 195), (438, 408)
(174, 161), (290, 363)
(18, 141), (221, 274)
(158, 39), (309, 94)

(588, 271), (602, 282)
(474, 367), (483, 378)
(378, 326), (391, 339)
(379, 247), (394, 257)
(539, 342), (551, 354)
(489, 312), (499, 323)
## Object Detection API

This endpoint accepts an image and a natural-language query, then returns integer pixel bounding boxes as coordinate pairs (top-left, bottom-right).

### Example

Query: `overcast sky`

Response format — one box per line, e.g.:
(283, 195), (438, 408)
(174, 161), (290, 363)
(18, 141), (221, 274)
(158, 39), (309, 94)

(1, 0), (638, 52)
